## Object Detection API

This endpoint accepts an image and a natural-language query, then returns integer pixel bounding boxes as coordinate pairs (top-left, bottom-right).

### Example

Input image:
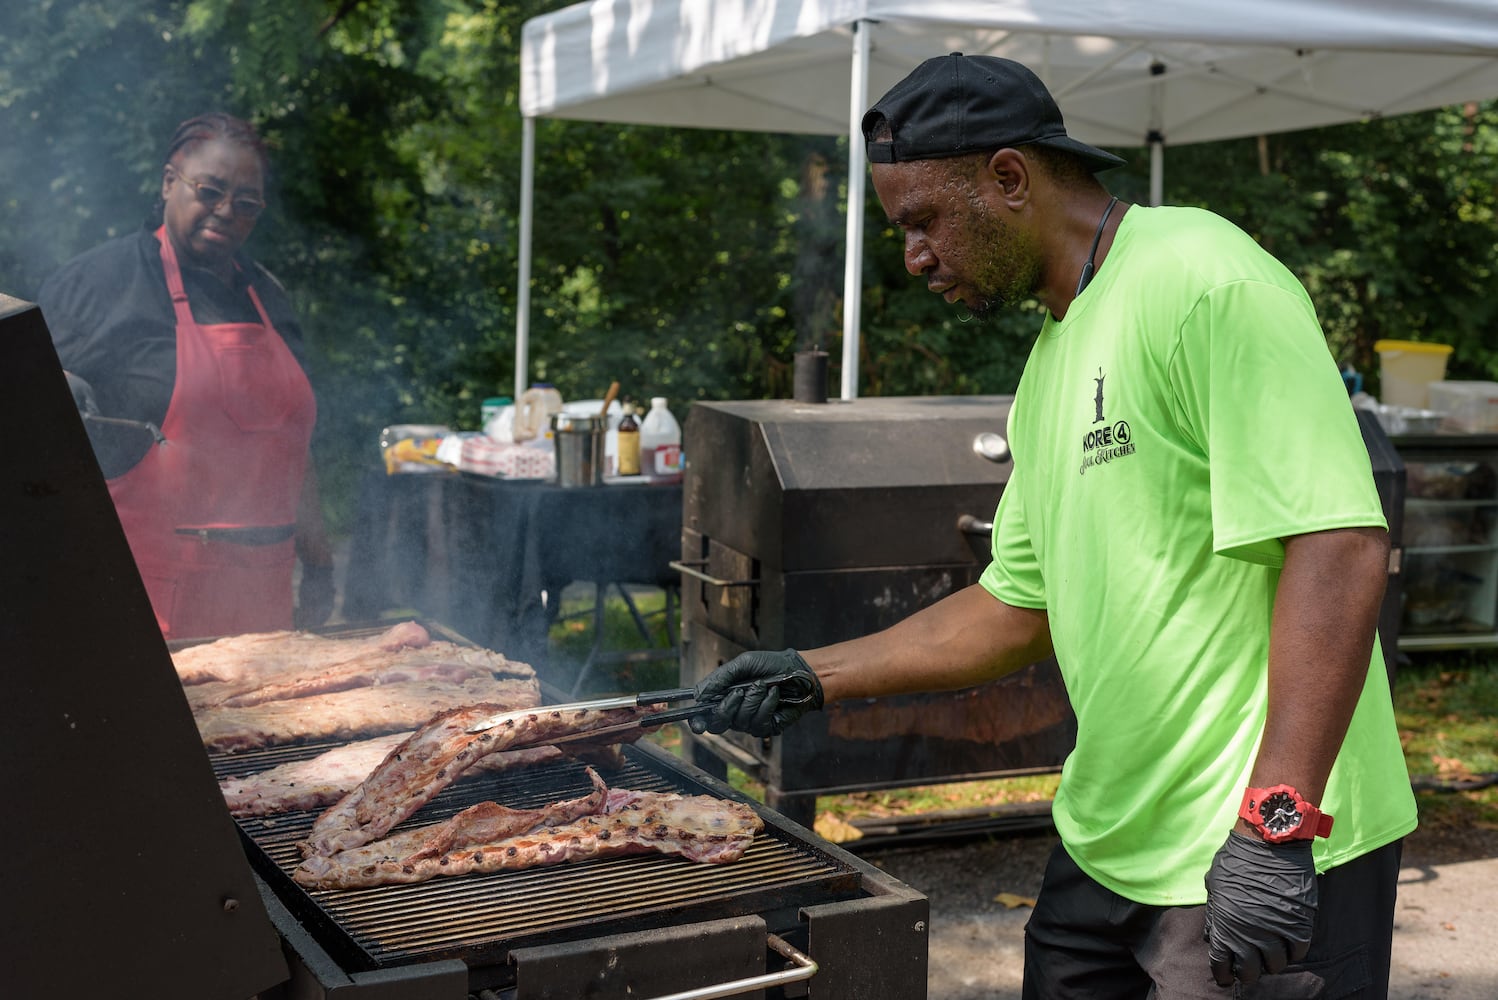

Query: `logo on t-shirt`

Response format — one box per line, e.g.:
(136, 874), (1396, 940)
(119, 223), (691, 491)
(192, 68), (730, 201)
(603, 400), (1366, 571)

(1080, 367), (1135, 475)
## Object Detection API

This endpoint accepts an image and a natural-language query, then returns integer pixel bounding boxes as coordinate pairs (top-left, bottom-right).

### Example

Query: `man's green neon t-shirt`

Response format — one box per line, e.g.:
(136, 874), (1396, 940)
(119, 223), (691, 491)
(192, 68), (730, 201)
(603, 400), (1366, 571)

(980, 205), (1417, 905)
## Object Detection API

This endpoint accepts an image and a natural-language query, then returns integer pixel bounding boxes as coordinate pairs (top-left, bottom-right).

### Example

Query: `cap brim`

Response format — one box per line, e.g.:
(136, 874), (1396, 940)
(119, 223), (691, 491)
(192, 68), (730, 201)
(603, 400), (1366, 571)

(1031, 135), (1127, 172)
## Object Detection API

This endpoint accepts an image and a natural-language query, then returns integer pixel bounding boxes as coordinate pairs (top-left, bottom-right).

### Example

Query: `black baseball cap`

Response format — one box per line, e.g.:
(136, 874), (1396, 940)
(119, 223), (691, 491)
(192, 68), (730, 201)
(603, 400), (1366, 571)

(863, 53), (1124, 172)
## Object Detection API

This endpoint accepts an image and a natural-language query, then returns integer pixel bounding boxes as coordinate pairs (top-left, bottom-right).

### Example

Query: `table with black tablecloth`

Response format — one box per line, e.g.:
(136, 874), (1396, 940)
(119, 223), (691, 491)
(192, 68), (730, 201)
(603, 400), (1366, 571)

(342, 470), (683, 670)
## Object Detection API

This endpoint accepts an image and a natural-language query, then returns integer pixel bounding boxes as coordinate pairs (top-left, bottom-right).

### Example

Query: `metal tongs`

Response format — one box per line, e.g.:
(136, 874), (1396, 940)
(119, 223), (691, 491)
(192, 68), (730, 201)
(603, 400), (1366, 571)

(464, 677), (808, 747)
(83, 413), (167, 445)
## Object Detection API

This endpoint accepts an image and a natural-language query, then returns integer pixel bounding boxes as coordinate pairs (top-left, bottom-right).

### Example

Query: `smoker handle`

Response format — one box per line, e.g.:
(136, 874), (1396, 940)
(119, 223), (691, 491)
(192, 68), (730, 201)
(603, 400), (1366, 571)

(669, 559), (759, 588)
(957, 513), (994, 537)
(641, 933), (817, 1000)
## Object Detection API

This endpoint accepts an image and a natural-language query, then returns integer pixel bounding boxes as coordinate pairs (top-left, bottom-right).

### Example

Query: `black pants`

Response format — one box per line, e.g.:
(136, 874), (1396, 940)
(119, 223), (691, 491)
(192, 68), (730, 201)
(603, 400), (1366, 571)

(1022, 839), (1403, 999)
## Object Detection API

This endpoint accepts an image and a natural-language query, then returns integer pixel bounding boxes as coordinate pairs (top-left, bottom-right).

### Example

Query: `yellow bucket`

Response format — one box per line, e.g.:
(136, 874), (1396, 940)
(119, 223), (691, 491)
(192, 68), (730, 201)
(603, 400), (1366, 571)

(1375, 340), (1453, 409)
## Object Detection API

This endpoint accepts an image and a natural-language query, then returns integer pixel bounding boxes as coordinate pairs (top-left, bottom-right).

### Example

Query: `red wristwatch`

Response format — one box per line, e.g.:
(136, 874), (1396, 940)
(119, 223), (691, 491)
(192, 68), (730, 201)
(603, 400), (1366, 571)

(1239, 785), (1335, 843)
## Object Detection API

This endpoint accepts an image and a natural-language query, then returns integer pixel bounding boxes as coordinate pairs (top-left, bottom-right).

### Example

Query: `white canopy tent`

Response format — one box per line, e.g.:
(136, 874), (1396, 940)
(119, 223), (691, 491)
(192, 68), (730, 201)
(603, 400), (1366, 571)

(516, 0), (1498, 400)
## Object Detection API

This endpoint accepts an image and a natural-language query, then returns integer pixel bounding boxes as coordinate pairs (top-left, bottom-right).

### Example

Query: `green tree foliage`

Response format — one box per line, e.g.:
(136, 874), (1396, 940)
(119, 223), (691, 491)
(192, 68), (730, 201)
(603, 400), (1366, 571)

(1147, 106), (1498, 391)
(3, 1), (1496, 531)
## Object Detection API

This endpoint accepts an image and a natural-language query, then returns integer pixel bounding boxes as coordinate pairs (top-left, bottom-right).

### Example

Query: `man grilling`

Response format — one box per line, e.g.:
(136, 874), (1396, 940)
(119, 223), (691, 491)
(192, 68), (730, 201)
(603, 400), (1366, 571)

(691, 54), (1415, 998)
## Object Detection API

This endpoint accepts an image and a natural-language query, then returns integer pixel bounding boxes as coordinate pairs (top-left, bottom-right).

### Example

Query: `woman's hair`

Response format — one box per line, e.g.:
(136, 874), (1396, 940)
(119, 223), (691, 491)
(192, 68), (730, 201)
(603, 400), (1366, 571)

(152, 112), (271, 224)
(162, 112), (271, 174)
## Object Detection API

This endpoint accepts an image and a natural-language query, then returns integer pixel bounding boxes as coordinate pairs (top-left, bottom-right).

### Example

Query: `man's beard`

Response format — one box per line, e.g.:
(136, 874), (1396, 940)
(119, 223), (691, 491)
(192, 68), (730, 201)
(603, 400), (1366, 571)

(964, 292), (1004, 322)
(959, 211), (1042, 322)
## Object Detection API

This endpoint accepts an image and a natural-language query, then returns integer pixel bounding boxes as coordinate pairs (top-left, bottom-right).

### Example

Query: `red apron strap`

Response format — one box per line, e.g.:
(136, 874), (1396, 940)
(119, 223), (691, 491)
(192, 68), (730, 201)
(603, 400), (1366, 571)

(154, 224), (196, 323)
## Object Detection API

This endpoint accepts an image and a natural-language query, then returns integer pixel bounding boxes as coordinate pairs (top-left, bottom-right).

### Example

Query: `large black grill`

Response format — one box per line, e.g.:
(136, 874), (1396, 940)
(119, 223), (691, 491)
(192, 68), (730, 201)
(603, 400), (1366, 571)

(4, 295), (930, 1000)
(218, 739), (859, 979)
(677, 396), (1076, 828)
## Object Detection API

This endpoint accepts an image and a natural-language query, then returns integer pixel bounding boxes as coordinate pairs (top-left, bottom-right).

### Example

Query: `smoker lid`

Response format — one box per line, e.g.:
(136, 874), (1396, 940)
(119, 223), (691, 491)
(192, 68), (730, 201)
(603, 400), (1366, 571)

(0, 295), (287, 998)
(683, 396), (1016, 570)
(697, 396), (1014, 491)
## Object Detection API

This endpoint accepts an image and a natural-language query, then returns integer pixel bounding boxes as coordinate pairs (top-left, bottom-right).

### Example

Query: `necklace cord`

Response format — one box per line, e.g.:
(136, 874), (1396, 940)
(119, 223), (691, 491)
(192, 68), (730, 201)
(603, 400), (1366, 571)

(1075, 195), (1120, 297)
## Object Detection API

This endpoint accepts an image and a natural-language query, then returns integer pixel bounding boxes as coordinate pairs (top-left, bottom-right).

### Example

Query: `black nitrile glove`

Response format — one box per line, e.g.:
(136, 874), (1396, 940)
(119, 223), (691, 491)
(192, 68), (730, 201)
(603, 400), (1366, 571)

(294, 562), (336, 629)
(1203, 831), (1318, 986)
(689, 649), (824, 737)
(65, 371), (100, 417)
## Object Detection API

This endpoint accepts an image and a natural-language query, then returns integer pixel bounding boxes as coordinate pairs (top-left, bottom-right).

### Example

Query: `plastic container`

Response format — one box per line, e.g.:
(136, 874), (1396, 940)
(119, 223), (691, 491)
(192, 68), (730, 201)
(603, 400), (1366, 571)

(1427, 381), (1498, 433)
(378, 424), (453, 475)
(639, 396), (683, 482)
(482, 396), (515, 442)
(1371, 404), (1445, 436)
(481, 396), (511, 427)
(1374, 340), (1452, 409)
(513, 383), (563, 443)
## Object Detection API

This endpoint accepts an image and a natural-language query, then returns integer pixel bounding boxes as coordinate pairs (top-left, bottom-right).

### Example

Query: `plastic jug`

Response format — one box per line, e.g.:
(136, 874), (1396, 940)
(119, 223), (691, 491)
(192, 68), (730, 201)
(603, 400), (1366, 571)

(482, 396), (515, 442)
(513, 383), (563, 443)
(639, 396), (682, 482)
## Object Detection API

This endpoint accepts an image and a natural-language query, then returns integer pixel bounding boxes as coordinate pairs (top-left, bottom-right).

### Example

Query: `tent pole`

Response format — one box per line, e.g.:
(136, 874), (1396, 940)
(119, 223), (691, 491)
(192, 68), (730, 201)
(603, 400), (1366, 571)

(1149, 134), (1164, 207)
(840, 19), (870, 401)
(515, 115), (536, 401)
(1147, 62), (1165, 207)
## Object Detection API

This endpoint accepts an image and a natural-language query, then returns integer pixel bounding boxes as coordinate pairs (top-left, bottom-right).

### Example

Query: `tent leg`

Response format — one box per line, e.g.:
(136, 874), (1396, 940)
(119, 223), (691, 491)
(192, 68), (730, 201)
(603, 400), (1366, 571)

(840, 19), (871, 401)
(1149, 137), (1164, 207)
(515, 116), (536, 400)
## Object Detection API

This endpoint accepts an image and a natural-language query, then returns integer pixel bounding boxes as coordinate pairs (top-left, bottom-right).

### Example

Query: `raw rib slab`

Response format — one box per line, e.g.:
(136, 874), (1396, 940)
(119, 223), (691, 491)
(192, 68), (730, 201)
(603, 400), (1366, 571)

(174, 620), (431, 686)
(302, 703), (661, 857)
(307, 766), (611, 875)
(195, 676), (540, 753)
(293, 786), (764, 890)
(184, 637), (534, 713)
(219, 735), (568, 817)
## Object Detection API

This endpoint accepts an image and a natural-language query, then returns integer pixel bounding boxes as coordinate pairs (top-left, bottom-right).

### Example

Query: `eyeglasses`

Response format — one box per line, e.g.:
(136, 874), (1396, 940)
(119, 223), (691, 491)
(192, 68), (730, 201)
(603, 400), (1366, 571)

(170, 168), (266, 219)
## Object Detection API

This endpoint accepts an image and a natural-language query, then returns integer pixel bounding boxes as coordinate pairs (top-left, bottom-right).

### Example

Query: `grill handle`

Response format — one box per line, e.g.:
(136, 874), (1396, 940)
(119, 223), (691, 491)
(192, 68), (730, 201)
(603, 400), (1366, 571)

(957, 513), (994, 537)
(642, 933), (817, 1000)
(669, 559), (759, 588)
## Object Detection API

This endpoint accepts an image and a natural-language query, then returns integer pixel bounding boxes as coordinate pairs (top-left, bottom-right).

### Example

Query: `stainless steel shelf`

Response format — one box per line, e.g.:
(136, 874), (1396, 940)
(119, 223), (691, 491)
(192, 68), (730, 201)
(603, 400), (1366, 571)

(1392, 434), (1498, 651)
(1398, 632), (1498, 652)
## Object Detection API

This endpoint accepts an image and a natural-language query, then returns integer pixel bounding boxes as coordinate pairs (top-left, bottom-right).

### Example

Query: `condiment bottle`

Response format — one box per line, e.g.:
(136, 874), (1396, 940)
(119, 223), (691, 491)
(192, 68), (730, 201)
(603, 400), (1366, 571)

(616, 403), (641, 476)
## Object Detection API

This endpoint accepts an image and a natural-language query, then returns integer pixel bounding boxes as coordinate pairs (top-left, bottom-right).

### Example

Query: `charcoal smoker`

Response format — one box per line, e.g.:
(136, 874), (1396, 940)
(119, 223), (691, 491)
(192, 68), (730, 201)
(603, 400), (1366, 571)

(677, 398), (1406, 830)
(676, 397), (1076, 829)
(1, 295), (929, 1000)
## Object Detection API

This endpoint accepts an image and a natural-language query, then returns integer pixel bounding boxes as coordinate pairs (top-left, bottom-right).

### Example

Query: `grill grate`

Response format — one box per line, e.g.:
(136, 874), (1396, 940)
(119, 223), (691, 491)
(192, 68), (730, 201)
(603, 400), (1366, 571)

(217, 741), (859, 974)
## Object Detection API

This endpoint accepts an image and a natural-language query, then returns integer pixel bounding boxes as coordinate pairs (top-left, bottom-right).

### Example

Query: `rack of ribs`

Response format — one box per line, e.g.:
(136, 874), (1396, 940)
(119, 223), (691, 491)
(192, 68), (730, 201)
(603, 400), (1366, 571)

(293, 780), (763, 891)
(174, 621), (432, 687)
(182, 626), (534, 715)
(302, 702), (661, 857)
(217, 735), (598, 817)
(194, 676), (540, 754)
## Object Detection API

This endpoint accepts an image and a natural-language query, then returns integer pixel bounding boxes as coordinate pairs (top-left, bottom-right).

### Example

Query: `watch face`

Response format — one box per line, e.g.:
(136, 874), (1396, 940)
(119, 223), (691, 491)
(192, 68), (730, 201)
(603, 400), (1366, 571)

(1260, 791), (1303, 836)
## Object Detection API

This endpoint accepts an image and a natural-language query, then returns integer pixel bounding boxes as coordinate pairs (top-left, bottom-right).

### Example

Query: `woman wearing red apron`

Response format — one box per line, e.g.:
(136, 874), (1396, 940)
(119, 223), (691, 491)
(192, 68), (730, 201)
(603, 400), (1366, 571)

(40, 113), (333, 639)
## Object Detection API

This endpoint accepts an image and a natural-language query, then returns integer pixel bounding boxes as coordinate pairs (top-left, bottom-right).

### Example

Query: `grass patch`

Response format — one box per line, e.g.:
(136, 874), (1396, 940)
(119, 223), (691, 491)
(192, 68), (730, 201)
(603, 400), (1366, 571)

(1394, 652), (1498, 834)
(546, 584), (679, 695)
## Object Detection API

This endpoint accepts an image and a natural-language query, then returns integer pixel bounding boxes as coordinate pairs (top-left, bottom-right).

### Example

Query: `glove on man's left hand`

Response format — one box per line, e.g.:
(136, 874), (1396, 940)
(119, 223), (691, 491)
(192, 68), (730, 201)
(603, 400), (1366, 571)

(295, 562), (336, 630)
(689, 648), (823, 737)
(1203, 830), (1318, 986)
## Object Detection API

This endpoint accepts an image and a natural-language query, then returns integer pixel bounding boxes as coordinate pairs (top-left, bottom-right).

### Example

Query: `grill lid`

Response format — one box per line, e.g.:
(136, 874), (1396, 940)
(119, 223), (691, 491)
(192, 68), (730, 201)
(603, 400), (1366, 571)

(684, 396), (1015, 571)
(0, 295), (286, 999)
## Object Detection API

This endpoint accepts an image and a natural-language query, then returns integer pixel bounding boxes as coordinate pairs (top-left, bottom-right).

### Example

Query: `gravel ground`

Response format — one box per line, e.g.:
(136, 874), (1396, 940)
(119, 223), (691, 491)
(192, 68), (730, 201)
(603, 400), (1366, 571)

(858, 819), (1498, 1000)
